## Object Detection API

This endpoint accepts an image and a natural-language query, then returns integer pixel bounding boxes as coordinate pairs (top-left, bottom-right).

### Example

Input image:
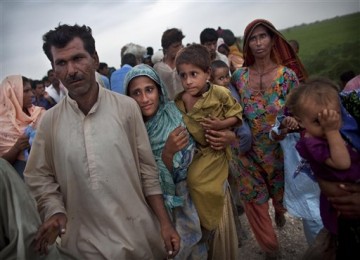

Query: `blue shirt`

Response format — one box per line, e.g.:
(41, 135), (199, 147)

(110, 65), (133, 94)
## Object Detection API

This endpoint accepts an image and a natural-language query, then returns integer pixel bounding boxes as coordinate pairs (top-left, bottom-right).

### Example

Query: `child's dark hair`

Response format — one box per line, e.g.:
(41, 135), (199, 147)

(211, 60), (229, 72)
(286, 77), (340, 117)
(175, 44), (211, 72)
(210, 60), (229, 80)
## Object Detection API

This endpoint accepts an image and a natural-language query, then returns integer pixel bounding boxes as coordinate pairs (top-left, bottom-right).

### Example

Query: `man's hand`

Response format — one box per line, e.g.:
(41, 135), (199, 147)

(34, 213), (67, 255)
(161, 223), (180, 259)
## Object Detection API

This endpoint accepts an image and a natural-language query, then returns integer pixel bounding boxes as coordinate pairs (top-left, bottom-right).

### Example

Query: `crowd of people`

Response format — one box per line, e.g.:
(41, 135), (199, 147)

(0, 19), (359, 260)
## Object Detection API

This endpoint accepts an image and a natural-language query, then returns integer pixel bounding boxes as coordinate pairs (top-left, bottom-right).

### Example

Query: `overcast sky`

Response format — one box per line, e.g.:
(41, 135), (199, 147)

(0, 0), (358, 80)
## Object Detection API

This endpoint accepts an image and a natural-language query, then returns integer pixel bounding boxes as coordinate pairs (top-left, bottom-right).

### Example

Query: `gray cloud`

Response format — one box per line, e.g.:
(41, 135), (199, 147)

(0, 0), (358, 80)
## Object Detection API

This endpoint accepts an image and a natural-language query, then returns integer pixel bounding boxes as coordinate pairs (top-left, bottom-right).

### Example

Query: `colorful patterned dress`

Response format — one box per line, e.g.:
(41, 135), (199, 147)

(231, 66), (298, 210)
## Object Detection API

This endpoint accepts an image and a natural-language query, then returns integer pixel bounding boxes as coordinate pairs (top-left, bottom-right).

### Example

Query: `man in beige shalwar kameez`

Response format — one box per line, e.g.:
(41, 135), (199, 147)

(24, 24), (179, 260)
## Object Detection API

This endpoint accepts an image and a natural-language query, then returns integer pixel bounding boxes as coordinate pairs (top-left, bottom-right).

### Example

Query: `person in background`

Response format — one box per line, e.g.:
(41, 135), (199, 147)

(286, 77), (360, 259)
(152, 49), (164, 66)
(143, 46), (154, 67)
(42, 75), (51, 88)
(175, 44), (243, 259)
(231, 18), (307, 259)
(121, 43), (147, 65)
(110, 52), (138, 94)
(217, 38), (230, 58)
(154, 28), (185, 100)
(97, 62), (109, 78)
(288, 39), (299, 54)
(200, 28), (229, 65)
(218, 28), (244, 73)
(31, 79), (56, 110)
(24, 23), (179, 259)
(45, 69), (67, 103)
(0, 75), (45, 178)
(96, 62), (110, 89)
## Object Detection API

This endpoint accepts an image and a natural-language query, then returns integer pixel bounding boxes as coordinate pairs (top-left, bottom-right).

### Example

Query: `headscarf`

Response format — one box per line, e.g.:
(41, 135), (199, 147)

(243, 19), (308, 82)
(124, 64), (195, 211)
(0, 75), (44, 159)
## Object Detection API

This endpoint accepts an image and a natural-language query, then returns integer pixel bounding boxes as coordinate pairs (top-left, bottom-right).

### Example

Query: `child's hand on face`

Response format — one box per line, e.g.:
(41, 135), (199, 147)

(318, 109), (341, 133)
(200, 115), (222, 130)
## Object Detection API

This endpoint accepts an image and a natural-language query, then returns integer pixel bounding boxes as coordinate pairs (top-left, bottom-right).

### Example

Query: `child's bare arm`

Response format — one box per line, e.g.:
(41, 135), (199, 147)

(201, 115), (240, 130)
(319, 109), (351, 170)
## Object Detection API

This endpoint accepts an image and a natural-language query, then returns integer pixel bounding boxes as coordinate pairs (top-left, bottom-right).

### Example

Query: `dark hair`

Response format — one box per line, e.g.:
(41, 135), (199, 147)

(211, 60), (229, 71)
(31, 80), (43, 90)
(161, 28), (185, 50)
(200, 28), (218, 44)
(47, 69), (54, 76)
(221, 29), (236, 46)
(42, 24), (96, 63)
(175, 44), (211, 72)
(98, 62), (108, 71)
(286, 77), (340, 117)
(22, 76), (31, 87)
(146, 47), (154, 56)
(121, 53), (137, 67)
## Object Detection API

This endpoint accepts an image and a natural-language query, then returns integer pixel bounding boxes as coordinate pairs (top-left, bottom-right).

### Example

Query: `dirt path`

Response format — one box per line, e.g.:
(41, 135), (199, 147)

(237, 207), (308, 259)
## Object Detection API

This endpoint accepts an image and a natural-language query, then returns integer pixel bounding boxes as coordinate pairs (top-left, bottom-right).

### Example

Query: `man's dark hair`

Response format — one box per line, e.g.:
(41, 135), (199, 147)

(31, 80), (43, 90)
(121, 53), (137, 67)
(42, 24), (96, 63)
(98, 62), (108, 71)
(200, 28), (218, 44)
(161, 28), (185, 50)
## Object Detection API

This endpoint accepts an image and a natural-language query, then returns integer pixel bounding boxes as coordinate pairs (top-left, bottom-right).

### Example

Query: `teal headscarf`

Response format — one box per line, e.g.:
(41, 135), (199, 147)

(124, 64), (195, 211)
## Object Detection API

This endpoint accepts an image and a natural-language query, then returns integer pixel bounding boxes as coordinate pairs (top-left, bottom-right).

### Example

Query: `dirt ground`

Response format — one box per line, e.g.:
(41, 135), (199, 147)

(237, 206), (308, 260)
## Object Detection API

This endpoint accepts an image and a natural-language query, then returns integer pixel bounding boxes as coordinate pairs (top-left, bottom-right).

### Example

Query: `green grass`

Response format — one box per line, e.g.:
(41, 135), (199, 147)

(280, 12), (360, 83)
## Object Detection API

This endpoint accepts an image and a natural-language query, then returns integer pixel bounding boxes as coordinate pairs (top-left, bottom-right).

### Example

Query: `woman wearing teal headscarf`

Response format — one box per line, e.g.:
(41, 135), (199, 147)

(124, 64), (207, 259)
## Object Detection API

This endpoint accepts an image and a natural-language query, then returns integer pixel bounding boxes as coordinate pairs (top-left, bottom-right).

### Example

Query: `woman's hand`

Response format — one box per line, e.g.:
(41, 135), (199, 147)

(205, 129), (237, 150)
(163, 126), (189, 156)
(328, 183), (360, 219)
(1, 134), (30, 164)
(13, 134), (30, 152)
(318, 178), (360, 219)
(162, 126), (189, 171)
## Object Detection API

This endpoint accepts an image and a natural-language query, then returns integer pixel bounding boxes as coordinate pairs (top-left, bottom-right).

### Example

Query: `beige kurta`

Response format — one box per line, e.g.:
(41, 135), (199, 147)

(24, 87), (166, 259)
(153, 61), (184, 100)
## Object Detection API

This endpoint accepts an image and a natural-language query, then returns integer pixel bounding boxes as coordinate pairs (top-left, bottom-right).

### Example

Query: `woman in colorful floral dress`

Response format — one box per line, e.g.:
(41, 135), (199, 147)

(231, 19), (307, 259)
